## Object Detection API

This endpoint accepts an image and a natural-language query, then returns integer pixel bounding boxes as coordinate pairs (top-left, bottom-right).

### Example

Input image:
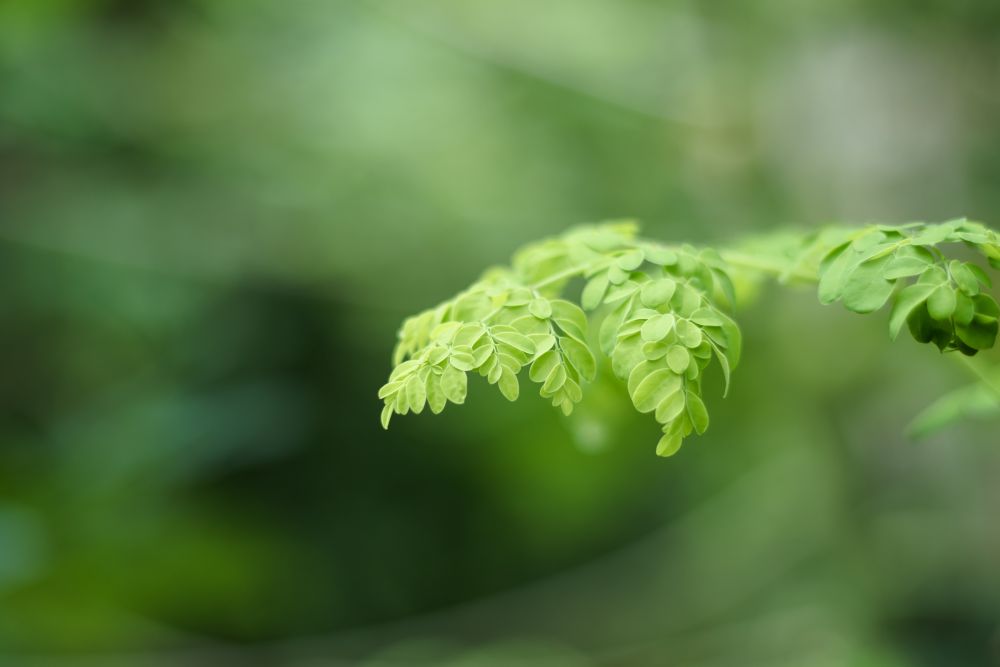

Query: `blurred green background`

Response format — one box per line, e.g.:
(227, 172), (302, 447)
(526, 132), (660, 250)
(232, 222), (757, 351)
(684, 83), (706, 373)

(2, 1), (1000, 665)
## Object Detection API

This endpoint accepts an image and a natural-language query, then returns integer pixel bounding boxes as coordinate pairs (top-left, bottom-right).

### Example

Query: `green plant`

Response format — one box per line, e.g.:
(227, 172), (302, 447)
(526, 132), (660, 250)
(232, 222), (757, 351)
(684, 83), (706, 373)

(379, 219), (1000, 456)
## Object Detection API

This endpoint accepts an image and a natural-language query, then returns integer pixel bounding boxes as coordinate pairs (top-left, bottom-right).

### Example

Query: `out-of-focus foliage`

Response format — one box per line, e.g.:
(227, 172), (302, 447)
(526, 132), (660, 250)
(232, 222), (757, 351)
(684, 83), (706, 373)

(2, 1), (1000, 665)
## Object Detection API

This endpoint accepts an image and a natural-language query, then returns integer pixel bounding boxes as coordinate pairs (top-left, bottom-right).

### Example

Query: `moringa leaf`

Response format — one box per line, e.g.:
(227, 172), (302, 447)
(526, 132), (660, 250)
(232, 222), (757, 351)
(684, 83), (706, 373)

(381, 220), (998, 457)
(675, 319), (703, 348)
(608, 264), (630, 285)
(656, 432), (683, 457)
(617, 249), (645, 271)
(493, 330), (535, 355)
(406, 375), (426, 414)
(842, 255), (896, 313)
(581, 273), (609, 310)
(950, 261), (980, 296)
(956, 318), (998, 351)
(645, 246), (679, 266)
(449, 351), (478, 371)
(529, 298), (553, 319)
(666, 346), (690, 374)
(426, 372), (447, 414)
(498, 367), (519, 401)
(889, 283), (935, 340)
(927, 285), (957, 321)
(550, 299), (588, 340)
(655, 390), (686, 424)
(817, 242), (855, 304)
(640, 278), (677, 308)
(883, 255), (931, 280)
(686, 391), (710, 435)
(631, 369), (681, 414)
(441, 364), (467, 404)
(561, 336), (597, 381)
(641, 314), (675, 342)
(967, 263), (992, 288)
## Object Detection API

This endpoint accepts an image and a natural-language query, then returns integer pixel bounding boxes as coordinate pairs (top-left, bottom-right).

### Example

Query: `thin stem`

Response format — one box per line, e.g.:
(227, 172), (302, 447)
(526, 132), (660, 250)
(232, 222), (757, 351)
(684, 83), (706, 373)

(719, 251), (818, 283)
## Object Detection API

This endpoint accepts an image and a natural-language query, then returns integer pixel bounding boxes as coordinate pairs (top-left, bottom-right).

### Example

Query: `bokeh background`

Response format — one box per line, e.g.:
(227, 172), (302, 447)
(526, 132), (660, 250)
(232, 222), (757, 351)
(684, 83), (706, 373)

(2, 1), (1000, 665)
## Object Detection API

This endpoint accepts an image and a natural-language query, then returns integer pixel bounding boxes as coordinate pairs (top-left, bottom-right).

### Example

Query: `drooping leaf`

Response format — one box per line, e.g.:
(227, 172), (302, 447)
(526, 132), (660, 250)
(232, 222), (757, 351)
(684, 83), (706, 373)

(640, 278), (677, 308)
(883, 255), (930, 280)
(631, 369), (681, 414)
(581, 273), (609, 310)
(381, 220), (998, 457)
(541, 364), (568, 394)
(561, 336), (597, 381)
(675, 319), (703, 348)
(889, 283), (935, 340)
(550, 299), (589, 341)
(426, 372), (447, 414)
(529, 350), (560, 383)
(686, 391), (710, 435)
(956, 318), (998, 350)
(666, 346), (690, 374)
(656, 432), (683, 457)
(405, 375), (426, 414)
(641, 314), (675, 342)
(645, 246), (679, 266)
(449, 350), (478, 371)
(817, 243), (854, 304)
(493, 330), (535, 355)
(617, 249), (645, 271)
(927, 285), (957, 321)
(655, 390), (686, 424)
(842, 255), (896, 313)
(440, 364), (467, 404)
(498, 367), (519, 401)
(950, 261), (980, 296)
(529, 298), (553, 319)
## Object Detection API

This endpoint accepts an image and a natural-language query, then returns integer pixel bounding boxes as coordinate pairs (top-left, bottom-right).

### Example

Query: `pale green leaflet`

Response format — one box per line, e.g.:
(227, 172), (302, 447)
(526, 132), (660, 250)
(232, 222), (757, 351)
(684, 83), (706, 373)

(380, 219), (1000, 456)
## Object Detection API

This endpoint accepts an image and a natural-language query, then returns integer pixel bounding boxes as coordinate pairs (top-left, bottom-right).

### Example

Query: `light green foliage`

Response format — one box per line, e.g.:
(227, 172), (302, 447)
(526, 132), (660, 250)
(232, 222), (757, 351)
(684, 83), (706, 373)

(381, 219), (1000, 456)
(813, 220), (1000, 354)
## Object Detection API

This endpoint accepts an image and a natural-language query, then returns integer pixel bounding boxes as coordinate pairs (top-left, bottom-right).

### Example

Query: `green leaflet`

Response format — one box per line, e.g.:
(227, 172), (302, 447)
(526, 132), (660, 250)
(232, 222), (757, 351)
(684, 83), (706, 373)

(529, 298), (553, 319)
(950, 261), (980, 296)
(841, 255), (895, 313)
(808, 221), (999, 354)
(889, 283), (935, 340)
(641, 314), (674, 342)
(497, 367), (519, 401)
(617, 249), (645, 271)
(656, 432), (683, 457)
(686, 391), (710, 435)
(666, 346), (690, 374)
(883, 253), (932, 280)
(581, 273), (609, 310)
(640, 278), (677, 308)
(631, 368), (681, 413)
(927, 285), (956, 321)
(381, 220), (998, 456)
(441, 364), (467, 404)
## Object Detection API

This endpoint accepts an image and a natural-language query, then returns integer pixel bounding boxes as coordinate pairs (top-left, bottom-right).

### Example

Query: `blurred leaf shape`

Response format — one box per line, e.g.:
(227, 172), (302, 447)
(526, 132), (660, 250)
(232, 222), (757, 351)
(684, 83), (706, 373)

(908, 368), (1000, 438)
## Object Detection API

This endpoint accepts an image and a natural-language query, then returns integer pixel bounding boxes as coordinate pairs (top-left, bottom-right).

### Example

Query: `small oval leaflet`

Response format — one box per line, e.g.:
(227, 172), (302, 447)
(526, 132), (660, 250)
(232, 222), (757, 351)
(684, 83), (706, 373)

(381, 220), (999, 458)
(640, 314), (674, 342)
